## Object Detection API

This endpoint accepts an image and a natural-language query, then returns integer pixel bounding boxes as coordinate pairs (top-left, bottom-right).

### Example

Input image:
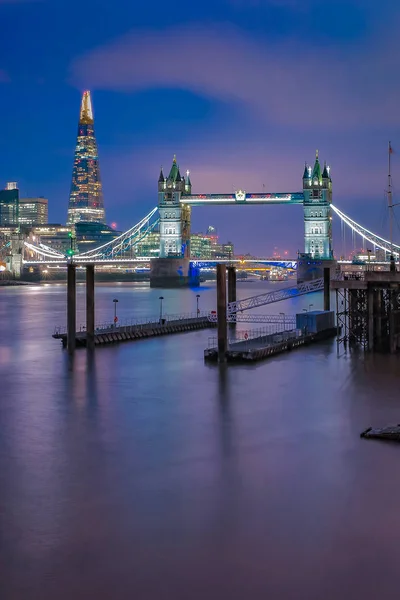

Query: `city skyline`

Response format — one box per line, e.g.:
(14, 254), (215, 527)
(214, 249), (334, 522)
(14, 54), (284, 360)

(1, 0), (400, 256)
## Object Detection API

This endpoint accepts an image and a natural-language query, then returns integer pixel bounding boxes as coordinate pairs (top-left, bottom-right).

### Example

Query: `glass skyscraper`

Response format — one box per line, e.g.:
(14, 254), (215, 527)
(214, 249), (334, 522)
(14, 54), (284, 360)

(67, 91), (105, 225)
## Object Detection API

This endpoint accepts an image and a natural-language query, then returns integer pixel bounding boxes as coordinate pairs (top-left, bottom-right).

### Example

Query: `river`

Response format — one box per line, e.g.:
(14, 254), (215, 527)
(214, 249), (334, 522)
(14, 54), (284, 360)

(1, 280), (400, 599)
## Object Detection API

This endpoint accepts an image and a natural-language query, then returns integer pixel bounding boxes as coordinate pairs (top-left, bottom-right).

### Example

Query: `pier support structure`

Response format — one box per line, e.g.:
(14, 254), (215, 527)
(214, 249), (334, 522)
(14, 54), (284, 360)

(217, 264), (227, 362)
(324, 267), (330, 311)
(86, 264), (95, 350)
(67, 262), (76, 354)
(333, 271), (400, 353)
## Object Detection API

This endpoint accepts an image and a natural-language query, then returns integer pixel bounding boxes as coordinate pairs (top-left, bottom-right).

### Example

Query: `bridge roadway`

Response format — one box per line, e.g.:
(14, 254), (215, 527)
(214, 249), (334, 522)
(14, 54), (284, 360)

(23, 256), (298, 268)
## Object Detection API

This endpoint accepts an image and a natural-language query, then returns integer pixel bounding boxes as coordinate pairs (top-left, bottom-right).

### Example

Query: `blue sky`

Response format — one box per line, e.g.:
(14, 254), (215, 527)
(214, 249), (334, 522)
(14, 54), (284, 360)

(1, 0), (400, 255)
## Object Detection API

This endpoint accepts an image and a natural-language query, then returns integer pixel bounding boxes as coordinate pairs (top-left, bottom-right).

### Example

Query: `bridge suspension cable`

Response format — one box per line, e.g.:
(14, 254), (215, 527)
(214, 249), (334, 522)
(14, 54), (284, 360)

(78, 207), (158, 259)
(331, 204), (400, 258)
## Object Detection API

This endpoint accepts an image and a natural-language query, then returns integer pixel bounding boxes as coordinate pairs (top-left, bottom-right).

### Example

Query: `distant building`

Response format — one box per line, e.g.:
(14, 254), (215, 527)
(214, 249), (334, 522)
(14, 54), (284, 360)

(135, 231), (160, 257)
(190, 233), (213, 259)
(0, 184), (19, 226)
(19, 197), (48, 226)
(26, 225), (71, 255)
(75, 221), (119, 253)
(67, 91), (105, 225)
(190, 228), (234, 260)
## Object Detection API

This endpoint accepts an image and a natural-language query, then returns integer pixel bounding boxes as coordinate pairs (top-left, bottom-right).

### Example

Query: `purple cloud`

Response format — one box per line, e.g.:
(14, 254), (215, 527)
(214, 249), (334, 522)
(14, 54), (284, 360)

(70, 22), (400, 132)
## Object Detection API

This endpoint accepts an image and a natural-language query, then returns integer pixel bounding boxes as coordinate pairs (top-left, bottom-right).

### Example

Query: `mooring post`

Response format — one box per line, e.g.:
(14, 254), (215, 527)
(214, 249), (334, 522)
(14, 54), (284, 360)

(227, 266), (237, 328)
(217, 264), (227, 362)
(324, 267), (330, 311)
(67, 262), (76, 354)
(86, 264), (95, 350)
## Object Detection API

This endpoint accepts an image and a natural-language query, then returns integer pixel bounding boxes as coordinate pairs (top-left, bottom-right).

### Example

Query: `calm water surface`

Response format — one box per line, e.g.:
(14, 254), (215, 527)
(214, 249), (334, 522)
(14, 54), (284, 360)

(1, 281), (400, 599)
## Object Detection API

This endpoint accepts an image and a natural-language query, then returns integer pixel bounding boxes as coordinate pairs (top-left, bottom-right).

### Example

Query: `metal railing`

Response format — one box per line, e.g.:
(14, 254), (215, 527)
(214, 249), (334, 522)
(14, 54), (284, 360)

(207, 312), (297, 325)
(207, 325), (302, 349)
(53, 311), (210, 336)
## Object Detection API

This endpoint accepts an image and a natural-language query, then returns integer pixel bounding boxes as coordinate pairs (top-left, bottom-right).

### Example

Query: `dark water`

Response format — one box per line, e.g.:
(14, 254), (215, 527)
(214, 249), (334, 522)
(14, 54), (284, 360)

(2, 281), (400, 599)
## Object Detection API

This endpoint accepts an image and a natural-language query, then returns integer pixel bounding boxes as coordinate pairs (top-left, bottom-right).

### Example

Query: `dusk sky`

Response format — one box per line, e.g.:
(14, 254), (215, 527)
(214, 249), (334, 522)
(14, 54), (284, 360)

(1, 0), (400, 256)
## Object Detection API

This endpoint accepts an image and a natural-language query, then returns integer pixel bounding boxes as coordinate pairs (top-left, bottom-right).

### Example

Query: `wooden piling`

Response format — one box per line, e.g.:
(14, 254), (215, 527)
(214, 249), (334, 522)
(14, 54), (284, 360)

(67, 262), (76, 354)
(227, 266), (237, 328)
(217, 264), (227, 362)
(86, 264), (95, 350)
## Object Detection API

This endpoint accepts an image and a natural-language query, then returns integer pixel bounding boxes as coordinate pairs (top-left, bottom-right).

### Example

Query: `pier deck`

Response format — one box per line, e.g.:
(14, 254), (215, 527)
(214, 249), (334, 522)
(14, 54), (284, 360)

(204, 327), (337, 363)
(53, 315), (216, 348)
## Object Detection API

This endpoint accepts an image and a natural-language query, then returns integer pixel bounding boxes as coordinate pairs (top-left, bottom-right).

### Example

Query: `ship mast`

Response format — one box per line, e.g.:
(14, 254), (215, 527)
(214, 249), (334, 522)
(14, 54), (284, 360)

(388, 141), (395, 271)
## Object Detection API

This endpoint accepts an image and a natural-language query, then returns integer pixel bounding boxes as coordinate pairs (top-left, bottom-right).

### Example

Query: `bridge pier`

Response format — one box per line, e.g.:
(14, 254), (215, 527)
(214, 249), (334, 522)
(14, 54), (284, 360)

(227, 267), (237, 328)
(217, 264), (228, 362)
(67, 262), (76, 354)
(86, 264), (95, 350)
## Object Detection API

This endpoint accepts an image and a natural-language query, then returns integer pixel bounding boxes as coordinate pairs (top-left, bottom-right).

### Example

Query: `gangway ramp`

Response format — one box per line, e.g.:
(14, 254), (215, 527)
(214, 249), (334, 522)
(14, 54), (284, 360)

(227, 278), (324, 314)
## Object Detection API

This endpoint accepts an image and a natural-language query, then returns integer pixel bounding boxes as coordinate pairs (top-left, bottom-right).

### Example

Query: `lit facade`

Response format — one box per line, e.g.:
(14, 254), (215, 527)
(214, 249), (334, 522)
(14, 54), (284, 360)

(135, 231), (160, 257)
(0, 185), (19, 226)
(303, 151), (333, 259)
(67, 91), (105, 225)
(158, 156), (191, 258)
(191, 230), (234, 259)
(27, 225), (71, 254)
(19, 197), (48, 226)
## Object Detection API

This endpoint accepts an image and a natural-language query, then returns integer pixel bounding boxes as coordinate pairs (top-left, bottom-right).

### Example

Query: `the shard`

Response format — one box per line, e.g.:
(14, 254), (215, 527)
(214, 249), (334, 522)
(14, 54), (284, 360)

(67, 91), (105, 225)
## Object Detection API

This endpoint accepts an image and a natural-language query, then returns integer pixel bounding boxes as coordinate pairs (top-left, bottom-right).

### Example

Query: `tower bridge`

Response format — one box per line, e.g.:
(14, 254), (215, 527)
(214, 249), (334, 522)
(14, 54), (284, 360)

(14, 93), (400, 284)
(151, 150), (332, 286)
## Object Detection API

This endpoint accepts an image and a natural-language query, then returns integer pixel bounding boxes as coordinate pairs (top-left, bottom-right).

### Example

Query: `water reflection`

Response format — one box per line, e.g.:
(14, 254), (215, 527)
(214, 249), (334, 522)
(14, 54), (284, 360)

(2, 282), (400, 599)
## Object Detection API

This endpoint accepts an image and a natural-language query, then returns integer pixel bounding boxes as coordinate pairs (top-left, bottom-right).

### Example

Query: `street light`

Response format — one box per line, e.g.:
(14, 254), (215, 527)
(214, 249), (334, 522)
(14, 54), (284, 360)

(309, 303), (314, 312)
(113, 298), (119, 326)
(196, 294), (200, 317)
(159, 296), (164, 324)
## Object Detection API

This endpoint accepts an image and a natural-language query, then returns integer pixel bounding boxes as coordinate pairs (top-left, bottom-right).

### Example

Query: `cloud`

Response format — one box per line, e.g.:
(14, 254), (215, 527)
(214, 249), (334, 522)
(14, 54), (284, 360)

(70, 22), (400, 132)
(0, 69), (10, 82)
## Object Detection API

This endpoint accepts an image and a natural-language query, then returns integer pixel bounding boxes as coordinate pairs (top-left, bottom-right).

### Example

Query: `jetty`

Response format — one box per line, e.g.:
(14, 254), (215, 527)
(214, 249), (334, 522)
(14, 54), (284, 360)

(53, 313), (215, 348)
(360, 425), (400, 442)
(204, 326), (336, 363)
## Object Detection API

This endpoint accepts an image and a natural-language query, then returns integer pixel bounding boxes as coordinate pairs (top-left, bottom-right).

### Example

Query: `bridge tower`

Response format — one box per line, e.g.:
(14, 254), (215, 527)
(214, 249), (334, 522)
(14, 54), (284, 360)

(302, 151), (333, 259)
(151, 156), (197, 287)
(158, 156), (191, 258)
(298, 151), (334, 282)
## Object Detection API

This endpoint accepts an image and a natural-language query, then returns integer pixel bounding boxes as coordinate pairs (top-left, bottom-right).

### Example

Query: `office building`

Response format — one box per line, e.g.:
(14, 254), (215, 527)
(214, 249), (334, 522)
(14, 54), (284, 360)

(67, 90), (105, 225)
(0, 184), (19, 226)
(19, 197), (48, 226)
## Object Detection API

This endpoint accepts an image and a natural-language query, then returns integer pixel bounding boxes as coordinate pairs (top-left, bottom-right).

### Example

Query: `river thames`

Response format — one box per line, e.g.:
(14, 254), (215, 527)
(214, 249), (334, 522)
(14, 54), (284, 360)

(1, 281), (400, 599)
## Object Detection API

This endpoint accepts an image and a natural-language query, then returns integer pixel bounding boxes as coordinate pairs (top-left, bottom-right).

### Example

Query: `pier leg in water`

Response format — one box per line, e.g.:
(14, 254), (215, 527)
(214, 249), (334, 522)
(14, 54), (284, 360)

(324, 267), (330, 311)
(368, 285), (374, 352)
(227, 266), (237, 329)
(217, 264), (227, 363)
(67, 262), (76, 354)
(86, 264), (95, 350)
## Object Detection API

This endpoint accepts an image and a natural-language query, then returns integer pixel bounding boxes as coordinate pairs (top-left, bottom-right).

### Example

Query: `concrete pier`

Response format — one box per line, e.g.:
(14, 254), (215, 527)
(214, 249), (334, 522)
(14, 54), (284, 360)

(217, 264), (227, 362)
(86, 264), (95, 350)
(67, 263), (76, 354)
(149, 258), (199, 288)
(227, 266), (237, 328)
